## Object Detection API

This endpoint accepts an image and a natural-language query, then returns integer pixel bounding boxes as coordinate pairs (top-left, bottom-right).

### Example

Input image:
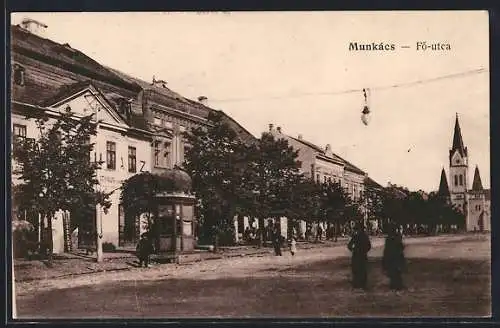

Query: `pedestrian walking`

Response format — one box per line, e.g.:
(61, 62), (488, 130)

(290, 237), (297, 256)
(382, 223), (406, 291)
(136, 233), (154, 268)
(347, 222), (372, 290)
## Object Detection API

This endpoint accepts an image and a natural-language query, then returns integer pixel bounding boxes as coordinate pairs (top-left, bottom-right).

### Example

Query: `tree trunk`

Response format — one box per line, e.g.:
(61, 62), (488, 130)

(334, 221), (339, 242)
(46, 214), (53, 267)
(315, 219), (320, 243)
(258, 217), (265, 247)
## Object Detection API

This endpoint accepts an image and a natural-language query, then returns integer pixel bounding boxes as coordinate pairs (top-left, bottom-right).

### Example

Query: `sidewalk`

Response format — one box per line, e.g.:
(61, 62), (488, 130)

(14, 239), (352, 283)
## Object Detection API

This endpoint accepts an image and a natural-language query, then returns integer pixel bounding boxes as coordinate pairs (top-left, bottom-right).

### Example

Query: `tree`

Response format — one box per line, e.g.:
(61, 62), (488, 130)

(183, 111), (251, 249)
(375, 185), (409, 231)
(244, 132), (302, 246)
(12, 109), (111, 265)
(319, 181), (353, 241)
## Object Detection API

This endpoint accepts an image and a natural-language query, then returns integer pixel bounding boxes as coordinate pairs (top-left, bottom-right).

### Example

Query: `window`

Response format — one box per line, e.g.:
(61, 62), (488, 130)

(106, 141), (116, 170)
(128, 146), (136, 173)
(316, 174), (320, 183)
(13, 124), (27, 138)
(459, 174), (463, 186)
(454, 175), (458, 186)
(154, 141), (161, 167)
(13, 64), (25, 86)
(323, 176), (327, 184)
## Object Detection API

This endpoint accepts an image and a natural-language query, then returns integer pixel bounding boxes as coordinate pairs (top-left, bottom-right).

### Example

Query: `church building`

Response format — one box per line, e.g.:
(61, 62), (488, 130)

(438, 114), (490, 231)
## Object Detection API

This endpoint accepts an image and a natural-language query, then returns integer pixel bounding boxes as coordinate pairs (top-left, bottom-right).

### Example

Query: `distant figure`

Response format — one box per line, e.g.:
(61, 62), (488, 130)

(272, 223), (283, 256)
(382, 224), (406, 291)
(136, 233), (154, 268)
(347, 222), (372, 289)
(290, 237), (297, 256)
(317, 225), (323, 241)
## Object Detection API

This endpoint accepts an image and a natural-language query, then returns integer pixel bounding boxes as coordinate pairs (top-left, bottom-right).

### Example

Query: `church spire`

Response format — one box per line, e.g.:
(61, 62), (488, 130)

(452, 113), (467, 156)
(438, 167), (450, 198)
(472, 165), (484, 191)
(449, 113), (468, 164)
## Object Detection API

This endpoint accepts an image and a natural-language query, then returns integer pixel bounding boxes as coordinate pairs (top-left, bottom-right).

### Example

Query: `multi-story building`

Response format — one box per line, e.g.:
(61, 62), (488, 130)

(437, 114), (491, 231)
(232, 124), (374, 240)
(10, 19), (255, 252)
(267, 124), (368, 201)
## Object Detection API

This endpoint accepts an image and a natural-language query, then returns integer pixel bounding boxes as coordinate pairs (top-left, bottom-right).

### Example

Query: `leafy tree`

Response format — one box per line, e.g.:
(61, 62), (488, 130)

(12, 109), (111, 265)
(183, 111), (251, 249)
(244, 132), (302, 245)
(317, 181), (352, 241)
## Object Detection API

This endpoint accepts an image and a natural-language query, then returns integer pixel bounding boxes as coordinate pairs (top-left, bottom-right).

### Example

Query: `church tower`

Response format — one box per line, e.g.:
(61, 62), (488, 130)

(468, 165), (488, 231)
(449, 114), (469, 213)
(437, 167), (451, 204)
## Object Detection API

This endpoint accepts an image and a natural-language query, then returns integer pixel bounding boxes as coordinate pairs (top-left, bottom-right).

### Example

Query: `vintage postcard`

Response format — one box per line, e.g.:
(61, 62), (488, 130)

(10, 11), (490, 319)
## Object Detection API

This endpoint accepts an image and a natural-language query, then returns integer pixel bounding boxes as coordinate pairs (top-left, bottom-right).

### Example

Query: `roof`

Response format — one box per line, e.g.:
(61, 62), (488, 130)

(438, 167), (450, 197)
(217, 110), (257, 145)
(450, 113), (468, 160)
(288, 135), (365, 175)
(471, 165), (484, 191)
(11, 25), (139, 91)
(364, 176), (383, 189)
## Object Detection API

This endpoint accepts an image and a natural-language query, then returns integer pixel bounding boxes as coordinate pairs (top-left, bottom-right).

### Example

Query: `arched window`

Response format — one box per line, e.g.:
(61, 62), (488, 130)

(454, 175), (458, 186)
(459, 174), (463, 186)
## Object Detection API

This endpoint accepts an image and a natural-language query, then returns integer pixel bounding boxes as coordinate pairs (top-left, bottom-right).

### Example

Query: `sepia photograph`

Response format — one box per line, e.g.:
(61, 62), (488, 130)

(9, 11), (490, 319)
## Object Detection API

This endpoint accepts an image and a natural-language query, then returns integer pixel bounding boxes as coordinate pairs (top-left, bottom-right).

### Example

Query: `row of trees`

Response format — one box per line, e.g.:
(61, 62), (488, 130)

(373, 184), (465, 234)
(182, 111), (368, 247)
(183, 111), (466, 246)
(12, 109), (466, 261)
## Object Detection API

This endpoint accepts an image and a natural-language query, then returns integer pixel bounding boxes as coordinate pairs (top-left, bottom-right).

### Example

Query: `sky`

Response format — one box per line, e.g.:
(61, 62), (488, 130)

(11, 11), (490, 192)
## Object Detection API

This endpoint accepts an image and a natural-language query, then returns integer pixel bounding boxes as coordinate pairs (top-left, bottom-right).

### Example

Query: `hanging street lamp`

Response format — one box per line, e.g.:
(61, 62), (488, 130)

(361, 88), (371, 126)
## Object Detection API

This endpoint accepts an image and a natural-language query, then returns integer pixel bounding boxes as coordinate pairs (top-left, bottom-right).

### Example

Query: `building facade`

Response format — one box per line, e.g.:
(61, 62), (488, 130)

(11, 20), (255, 252)
(232, 124), (373, 240)
(267, 124), (368, 201)
(439, 114), (490, 231)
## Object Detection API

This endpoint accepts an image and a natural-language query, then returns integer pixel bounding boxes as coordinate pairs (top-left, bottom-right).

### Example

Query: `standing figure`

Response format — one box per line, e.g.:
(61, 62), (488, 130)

(317, 225), (323, 241)
(382, 223), (406, 291)
(347, 222), (372, 289)
(290, 237), (297, 256)
(136, 233), (154, 268)
(272, 223), (283, 256)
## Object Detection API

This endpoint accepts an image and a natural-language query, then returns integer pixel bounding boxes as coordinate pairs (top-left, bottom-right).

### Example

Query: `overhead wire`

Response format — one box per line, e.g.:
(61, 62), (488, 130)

(208, 67), (488, 103)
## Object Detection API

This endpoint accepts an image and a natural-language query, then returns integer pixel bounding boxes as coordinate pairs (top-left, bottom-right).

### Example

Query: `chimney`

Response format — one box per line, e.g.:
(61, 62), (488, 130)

(325, 144), (331, 153)
(276, 126), (282, 133)
(198, 96), (208, 106)
(298, 134), (303, 140)
(20, 18), (48, 37)
(269, 123), (274, 132)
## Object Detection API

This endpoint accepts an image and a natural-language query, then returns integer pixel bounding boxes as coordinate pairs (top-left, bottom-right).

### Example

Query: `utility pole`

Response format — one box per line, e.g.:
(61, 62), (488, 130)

(96, 203), (103, 262)
(12, 245), (17, 318)
(92, 99), (104, 263)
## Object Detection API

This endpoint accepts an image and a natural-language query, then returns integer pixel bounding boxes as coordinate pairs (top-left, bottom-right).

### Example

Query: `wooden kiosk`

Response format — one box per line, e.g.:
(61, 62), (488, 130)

(153, 168), (197, 263)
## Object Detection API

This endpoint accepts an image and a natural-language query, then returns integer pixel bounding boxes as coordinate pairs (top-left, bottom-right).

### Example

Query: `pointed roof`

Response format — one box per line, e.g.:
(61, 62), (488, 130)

(472, 165), (484, 191)
(450, 113), (468, 158)
(438, 168), (450, 197)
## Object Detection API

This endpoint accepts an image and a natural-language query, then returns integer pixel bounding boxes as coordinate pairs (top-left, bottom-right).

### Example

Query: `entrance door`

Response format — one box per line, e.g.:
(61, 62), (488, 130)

(118, 204), (141, 248)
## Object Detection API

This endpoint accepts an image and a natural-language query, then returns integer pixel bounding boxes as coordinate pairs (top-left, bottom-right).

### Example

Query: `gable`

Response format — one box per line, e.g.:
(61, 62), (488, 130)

(50, 87), (127, 127)
(451, 150), (464, 165)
